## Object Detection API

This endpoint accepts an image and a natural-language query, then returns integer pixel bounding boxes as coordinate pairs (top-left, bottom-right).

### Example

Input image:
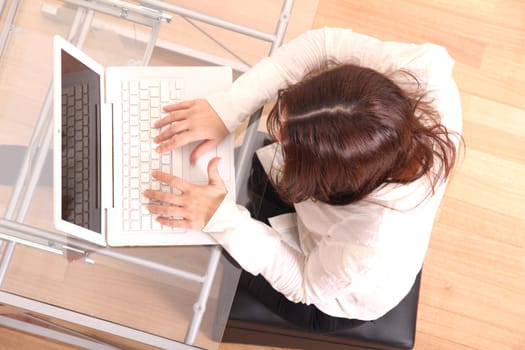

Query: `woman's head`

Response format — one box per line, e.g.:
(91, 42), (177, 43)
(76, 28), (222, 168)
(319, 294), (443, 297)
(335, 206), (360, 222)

(267, 64), (458, 205)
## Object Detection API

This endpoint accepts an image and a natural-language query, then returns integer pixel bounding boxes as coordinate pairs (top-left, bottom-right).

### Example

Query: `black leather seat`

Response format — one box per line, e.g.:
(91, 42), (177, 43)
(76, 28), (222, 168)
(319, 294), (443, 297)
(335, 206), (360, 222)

(223, 133), (421, 349)
(223, 271), (421, 350)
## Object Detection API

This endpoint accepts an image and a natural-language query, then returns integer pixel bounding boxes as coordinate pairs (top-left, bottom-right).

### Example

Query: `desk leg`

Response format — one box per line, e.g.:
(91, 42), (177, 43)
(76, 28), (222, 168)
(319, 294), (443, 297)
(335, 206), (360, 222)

(184, 245), (222, 345)
(211, 251), (241, 342)
(0, 241), (15, 287)
(0, 0), (20, 58)
(143, 21), (160, 65)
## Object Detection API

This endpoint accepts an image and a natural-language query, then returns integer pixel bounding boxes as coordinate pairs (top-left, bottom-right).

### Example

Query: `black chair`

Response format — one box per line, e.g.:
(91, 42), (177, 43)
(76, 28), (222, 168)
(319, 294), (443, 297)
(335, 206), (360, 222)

(223, 271), (421, 350)
(222, 132), (422, 349)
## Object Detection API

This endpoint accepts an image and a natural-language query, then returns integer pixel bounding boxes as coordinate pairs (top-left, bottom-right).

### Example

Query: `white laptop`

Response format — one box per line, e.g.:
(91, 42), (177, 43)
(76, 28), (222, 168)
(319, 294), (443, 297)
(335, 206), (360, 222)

(53, 35), (235, 247)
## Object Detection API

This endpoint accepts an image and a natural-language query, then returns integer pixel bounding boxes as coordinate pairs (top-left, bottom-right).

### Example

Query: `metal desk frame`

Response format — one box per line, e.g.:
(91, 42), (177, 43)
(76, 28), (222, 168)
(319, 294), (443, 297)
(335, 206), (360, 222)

(0, 0), (294, 348)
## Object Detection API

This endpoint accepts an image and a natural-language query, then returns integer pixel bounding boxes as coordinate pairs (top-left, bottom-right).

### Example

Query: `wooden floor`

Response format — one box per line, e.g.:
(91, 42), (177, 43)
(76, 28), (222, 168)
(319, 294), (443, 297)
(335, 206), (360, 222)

(1, 0), (524, 349)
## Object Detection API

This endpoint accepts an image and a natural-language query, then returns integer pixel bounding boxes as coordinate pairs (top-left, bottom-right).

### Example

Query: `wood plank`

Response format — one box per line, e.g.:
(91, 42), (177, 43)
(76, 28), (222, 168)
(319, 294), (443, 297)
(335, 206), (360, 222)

(446, 149), (525, 219)
(461, 93), (525, 137)
(313, 0), (487, 67)
(454, 49), (525, 109)
(462, 121), (525, 163)
(436, 197), (525, 248)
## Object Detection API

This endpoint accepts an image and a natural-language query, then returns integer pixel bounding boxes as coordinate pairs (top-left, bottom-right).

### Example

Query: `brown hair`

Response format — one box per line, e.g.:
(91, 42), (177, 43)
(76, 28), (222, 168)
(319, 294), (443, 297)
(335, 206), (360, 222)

(267, 64), (460, 206)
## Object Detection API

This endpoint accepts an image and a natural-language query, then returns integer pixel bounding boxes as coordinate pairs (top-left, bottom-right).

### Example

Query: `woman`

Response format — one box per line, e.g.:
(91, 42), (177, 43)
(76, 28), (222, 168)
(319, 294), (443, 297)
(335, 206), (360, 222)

(144, 27), (462, 331)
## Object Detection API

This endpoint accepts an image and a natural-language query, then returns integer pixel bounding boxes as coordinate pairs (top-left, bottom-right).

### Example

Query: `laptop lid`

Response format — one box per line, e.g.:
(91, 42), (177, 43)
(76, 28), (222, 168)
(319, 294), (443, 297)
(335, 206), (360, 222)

(53, 35), (107, 246)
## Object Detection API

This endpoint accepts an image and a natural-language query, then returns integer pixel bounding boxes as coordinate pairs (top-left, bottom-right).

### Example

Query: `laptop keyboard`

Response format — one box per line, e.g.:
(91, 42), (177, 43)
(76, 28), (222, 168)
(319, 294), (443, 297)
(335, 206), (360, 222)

(121, 79), (184, 232)
(61, 84), (90, 226)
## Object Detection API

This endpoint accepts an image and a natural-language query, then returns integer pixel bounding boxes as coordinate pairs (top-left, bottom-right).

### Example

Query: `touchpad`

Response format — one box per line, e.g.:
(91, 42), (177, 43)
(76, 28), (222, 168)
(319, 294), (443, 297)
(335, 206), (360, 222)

(183, 143), (216, 184)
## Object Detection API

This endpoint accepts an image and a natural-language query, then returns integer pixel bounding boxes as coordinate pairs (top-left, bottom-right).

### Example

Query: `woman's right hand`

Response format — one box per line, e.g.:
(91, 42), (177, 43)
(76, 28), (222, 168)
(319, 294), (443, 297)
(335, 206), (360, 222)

(154, 99), (229, 163)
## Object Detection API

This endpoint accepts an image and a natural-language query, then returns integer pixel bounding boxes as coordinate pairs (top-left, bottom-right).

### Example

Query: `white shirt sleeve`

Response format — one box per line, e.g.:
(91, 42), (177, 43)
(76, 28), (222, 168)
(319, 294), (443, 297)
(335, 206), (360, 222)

(204, 27), (461, 309)
(204, 195), (382, 305)
(207, 27), (456, 132)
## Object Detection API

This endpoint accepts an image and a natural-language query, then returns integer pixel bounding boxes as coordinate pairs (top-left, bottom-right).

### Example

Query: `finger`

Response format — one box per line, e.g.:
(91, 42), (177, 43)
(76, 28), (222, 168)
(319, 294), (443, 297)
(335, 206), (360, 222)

(151, 171), (190, 191)
(155, 101), (195, 128)
(154, 121), (190, 143)
(143, 189), (184, 206)
(147, 203), (187, 217)
(190, 139), (220, 164)
(155, 111), (187, 129)
(207, 157), (224, 186)
(162, 100), (194, 113)
(155, 132), (195, 153)
(156, 216), (191, 229)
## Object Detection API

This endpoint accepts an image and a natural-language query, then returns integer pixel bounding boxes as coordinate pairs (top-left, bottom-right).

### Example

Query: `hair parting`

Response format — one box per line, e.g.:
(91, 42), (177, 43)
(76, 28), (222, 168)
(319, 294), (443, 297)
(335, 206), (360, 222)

(266, 64), (462, 206)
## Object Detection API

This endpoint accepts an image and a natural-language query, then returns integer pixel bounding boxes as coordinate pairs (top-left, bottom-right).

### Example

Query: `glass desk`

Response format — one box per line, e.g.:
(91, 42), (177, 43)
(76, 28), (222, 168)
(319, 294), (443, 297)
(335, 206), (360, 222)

(0, 0), (292, 348)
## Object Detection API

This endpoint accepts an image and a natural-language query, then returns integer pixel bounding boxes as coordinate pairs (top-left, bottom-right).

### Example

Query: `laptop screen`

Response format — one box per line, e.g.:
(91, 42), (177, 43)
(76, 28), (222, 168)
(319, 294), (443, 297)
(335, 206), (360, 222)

(60, 49), (102, 234)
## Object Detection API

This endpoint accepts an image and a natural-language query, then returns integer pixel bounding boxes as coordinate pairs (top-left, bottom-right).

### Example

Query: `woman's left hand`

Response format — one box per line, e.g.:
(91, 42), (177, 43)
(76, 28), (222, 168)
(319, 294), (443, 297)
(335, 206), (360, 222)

(143, 157), (227, 230)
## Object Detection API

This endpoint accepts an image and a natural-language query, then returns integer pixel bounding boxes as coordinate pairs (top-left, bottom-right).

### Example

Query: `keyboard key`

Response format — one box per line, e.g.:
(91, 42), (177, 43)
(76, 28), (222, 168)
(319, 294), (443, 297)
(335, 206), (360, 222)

(140, 89), (149, 100)
(121, 78), (186, 232)
(130, 81), (139, 94)
(141, 216), (151, 229)
(161, 80), (170, 102)
(150, 87), (159, 98)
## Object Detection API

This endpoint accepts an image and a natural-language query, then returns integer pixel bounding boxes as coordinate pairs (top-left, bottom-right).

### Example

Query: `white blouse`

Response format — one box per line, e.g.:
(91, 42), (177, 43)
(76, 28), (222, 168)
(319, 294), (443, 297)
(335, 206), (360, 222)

(203, 27), (462, 321)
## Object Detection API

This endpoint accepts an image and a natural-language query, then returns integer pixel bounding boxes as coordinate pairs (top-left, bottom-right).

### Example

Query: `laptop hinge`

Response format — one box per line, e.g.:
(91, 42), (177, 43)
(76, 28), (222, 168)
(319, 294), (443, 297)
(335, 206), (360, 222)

(110, 103), (115, 209)
(100, 102), (115, 210)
